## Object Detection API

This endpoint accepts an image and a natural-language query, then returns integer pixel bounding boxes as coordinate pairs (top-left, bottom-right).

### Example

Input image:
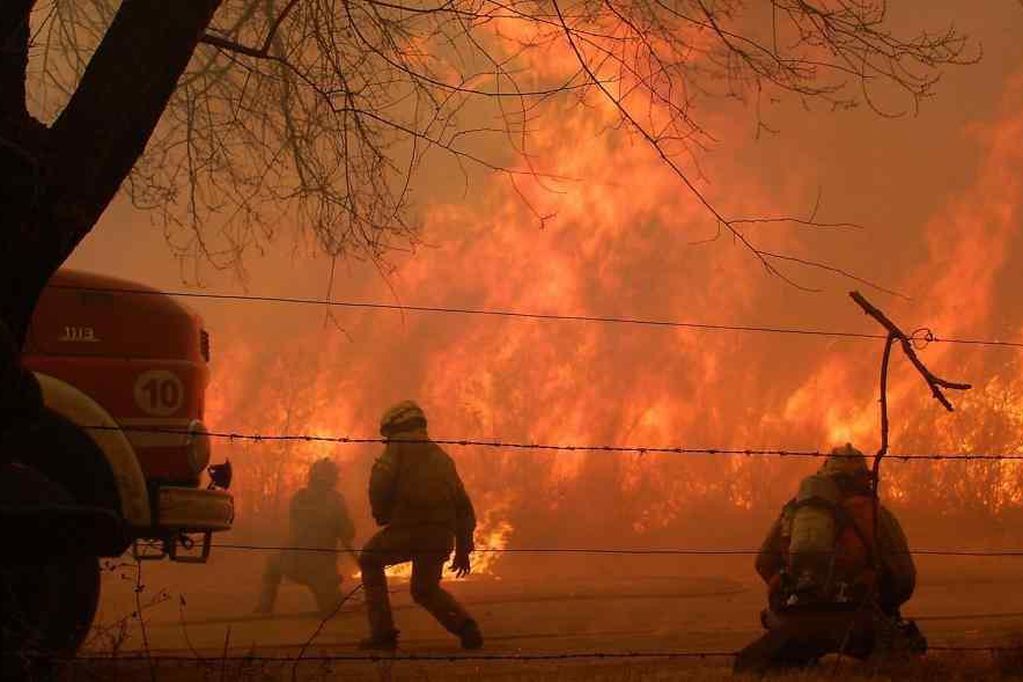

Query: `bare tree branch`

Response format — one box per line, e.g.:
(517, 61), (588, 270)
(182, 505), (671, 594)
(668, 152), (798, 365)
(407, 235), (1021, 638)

(21, 0), (977, 282)
(851, 290), (972, 412)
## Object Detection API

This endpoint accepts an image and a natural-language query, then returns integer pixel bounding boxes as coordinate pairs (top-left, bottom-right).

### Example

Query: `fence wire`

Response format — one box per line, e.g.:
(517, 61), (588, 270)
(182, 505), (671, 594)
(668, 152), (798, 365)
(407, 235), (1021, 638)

(40, 288), (1023, 671)
(208, 542), (1023, 557)
(66, 644), (1023, 663)
(51, 283), (1023, 349)
(82, 424), (1023, 461)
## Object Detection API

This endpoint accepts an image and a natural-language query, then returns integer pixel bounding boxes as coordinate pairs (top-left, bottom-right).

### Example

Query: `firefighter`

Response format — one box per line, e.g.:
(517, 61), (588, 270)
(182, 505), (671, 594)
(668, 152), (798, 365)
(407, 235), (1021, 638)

(255, 457), (356, 617)
(733, 443), (924, 674)
(357, 401), (483, 651)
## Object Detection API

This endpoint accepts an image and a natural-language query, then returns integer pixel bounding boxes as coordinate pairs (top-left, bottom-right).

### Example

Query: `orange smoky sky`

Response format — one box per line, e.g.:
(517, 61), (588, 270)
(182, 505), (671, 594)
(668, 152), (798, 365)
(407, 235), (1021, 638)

(64, 2), (1023, 558)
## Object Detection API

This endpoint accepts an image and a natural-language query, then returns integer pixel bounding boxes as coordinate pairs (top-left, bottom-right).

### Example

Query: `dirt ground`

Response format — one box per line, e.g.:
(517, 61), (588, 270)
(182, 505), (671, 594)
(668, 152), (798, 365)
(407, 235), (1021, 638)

(61, 549), (1023, 680)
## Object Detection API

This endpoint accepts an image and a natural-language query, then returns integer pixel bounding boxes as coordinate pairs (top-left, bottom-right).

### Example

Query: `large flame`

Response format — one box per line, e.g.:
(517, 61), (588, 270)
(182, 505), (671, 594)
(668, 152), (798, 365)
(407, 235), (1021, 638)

(204, 52), (1023, 574)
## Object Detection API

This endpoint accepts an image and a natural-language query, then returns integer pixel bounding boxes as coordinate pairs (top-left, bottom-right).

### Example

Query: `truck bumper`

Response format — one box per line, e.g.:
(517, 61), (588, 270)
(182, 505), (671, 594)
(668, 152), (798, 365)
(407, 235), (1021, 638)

(132, 487), (234, 563)
(155, 486), (234, 532)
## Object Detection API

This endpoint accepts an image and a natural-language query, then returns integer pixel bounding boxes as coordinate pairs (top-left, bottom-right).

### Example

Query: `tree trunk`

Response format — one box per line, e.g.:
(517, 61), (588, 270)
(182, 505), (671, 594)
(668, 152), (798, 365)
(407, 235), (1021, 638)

(0, 0), (222, 347)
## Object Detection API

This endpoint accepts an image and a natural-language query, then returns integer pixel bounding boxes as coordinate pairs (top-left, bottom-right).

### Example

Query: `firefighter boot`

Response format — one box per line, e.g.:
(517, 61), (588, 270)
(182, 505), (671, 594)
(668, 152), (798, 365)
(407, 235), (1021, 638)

(459, 619), (483, 650)
(357, 630), (399, 652)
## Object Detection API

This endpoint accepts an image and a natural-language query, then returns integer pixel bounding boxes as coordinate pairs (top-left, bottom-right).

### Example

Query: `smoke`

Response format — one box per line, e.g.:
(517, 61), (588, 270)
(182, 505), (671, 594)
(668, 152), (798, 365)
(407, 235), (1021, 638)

(65, 4), (1023, 574)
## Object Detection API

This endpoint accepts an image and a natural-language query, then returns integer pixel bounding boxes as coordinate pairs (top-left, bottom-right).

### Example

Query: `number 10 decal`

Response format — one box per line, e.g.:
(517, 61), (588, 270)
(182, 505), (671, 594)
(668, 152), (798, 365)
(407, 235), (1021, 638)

(133, 370), (185, 416)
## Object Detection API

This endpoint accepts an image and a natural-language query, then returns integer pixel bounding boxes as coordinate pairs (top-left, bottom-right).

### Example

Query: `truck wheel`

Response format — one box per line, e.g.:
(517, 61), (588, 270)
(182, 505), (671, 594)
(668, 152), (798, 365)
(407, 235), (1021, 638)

(1, 556), (101, 652)
(1, 463), (103, 676)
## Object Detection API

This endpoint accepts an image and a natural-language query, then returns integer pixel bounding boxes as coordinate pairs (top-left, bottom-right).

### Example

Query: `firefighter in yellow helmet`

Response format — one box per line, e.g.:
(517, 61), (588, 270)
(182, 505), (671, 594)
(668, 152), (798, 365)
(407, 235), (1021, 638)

(255, 458), (356, 617)
(357, 401), (482, 651)
(734, 444), (922, 673)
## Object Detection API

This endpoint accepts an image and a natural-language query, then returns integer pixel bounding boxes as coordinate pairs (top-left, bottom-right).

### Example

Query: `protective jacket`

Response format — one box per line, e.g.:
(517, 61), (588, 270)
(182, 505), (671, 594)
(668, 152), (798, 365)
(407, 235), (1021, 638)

(286, 486), (355, 553)
(756, 480), (915, 615)
(369, 429), (476, 553)
(256, 483), (354, 616)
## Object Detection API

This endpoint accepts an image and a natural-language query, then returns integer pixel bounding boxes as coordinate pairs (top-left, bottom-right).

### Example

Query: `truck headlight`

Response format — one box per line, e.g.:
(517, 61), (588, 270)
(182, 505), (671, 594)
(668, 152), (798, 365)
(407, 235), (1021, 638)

(186, 419), (212, 476)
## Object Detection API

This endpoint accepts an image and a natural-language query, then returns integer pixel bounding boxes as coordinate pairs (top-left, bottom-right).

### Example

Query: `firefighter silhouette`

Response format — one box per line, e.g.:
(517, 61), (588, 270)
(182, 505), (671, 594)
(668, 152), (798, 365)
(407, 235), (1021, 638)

(255, 458), (356, 616)
(357, 401), (482, 651)
(734, 444), (924, 673)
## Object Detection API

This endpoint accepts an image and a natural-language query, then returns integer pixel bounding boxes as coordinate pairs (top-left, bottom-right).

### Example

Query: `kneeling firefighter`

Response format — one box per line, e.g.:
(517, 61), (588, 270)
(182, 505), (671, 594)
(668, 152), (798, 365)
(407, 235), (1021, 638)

(358, 401), (482, 651)
(733, 444), (925, 674)
(255, 458), (357, 617)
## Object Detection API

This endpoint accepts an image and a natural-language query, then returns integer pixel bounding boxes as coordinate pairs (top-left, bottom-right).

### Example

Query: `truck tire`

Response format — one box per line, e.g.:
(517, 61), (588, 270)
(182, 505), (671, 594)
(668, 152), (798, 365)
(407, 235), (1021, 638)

(19, 408), (122, 519)
(1, 463), (103, 677)
(0, 556), (101, 656)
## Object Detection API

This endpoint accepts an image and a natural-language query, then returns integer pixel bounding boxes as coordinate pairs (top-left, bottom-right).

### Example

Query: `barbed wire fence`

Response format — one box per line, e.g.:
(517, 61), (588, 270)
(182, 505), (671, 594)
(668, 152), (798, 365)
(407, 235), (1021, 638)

(64, 644), (1023, 662)
(72, 555), (1023, 667)
(209, 543), (1023, 557)
(82, 423), (1023, 461)
(47, 286), (1023, 673)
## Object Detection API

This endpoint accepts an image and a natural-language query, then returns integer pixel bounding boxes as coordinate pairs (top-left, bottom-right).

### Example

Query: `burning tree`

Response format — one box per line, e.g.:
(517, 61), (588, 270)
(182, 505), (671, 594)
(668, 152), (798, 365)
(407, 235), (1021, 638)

(1, 0), (975, 343)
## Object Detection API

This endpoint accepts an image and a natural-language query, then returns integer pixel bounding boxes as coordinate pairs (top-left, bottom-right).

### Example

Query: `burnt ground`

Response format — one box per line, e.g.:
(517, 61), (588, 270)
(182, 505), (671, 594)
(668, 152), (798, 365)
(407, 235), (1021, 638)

(55, 551), (1023, 680)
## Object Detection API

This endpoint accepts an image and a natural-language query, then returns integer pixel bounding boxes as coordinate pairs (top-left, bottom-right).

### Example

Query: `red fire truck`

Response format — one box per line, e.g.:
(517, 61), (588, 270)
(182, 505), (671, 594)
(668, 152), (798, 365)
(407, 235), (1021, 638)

(4, 269), (234, 656)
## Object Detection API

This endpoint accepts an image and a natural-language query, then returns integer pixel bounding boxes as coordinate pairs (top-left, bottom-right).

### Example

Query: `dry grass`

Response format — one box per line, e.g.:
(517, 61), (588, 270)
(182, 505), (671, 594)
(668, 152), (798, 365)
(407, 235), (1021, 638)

(46, 650), (1023, 682)
(993, 637), (1023, 678)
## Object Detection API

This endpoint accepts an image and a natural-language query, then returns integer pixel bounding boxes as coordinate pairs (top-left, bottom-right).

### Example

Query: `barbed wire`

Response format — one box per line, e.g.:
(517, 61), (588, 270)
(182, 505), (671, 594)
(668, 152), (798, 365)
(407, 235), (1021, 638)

(72, 651), (731, 662)
(50, 283), (1023, 349)
(210, 542), (1023, 557)
(83, 424), (1023, 461)
(65, 643), (1023, 663)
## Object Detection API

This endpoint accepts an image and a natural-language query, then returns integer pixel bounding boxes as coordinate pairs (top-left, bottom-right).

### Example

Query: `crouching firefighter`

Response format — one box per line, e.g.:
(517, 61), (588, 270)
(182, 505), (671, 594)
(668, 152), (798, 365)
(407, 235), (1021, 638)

(358, 401), (483, 651)
(733, 444), (926, 674)
(255, 458), (357, 617)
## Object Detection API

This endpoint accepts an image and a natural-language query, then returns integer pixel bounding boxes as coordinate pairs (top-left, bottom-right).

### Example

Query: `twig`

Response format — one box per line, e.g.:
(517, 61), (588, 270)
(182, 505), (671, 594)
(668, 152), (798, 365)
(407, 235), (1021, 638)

(219, 625), (232, 682)
(177, 594), (206, 662)
(290, 583), (364, 682)
(849, 291), (972, 411)
(873, 334), (897, 484)
(850, 288), (971, 542)
(835, 290), (971, 669)
(832, 330), (888, 674)
(133, 559), (157, 682)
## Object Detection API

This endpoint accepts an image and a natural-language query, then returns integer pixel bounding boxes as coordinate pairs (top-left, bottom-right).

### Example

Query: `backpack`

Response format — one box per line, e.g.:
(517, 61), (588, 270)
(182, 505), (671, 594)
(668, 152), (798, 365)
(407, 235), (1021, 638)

(779, 473), (877, 608)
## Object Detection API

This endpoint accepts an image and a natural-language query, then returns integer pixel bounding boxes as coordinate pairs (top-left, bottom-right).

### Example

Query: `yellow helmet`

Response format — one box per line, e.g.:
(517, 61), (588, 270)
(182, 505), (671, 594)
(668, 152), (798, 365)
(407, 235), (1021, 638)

(380, 400), (428, 437)
(819, 443), (870, 478)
